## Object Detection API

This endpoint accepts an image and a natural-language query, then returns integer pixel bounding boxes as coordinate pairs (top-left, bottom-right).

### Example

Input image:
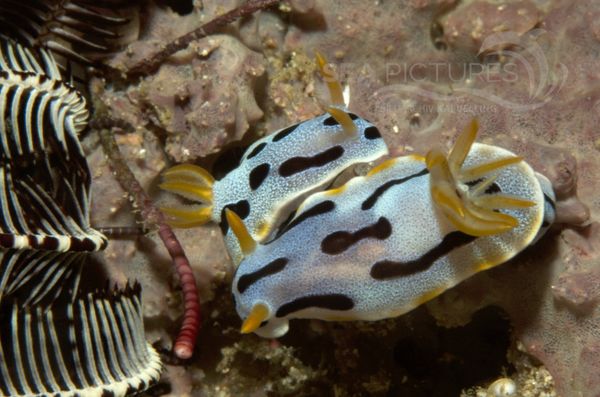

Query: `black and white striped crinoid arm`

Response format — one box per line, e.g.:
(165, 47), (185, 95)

(0, 283), (162, 397)
(0, 34), (107, 296)
(0, 0), (140, 71)
(0, 35), (106, 247)
(0, 35), (107, 304)
(0, 37), (163, 396)
(0, 35), (88, 161)
(0, 35), (61, 79)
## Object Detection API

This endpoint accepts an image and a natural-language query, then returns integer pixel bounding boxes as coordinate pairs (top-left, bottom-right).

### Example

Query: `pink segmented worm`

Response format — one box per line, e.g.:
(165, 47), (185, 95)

(158, 223), (200, 359)
(96, 0), (283, 360)
(98, 124), (201, 360)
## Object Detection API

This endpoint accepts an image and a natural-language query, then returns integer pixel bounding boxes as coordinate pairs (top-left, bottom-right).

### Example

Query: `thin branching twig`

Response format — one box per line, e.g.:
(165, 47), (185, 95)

(98, 126), (200, 360)
(126, 0), (280, 78)
(92, 0), (281, 361)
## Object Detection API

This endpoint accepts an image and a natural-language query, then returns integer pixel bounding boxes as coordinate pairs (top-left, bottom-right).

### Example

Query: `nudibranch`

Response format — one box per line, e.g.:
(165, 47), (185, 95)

(231, 120), (556, 337)
(160, 54), (388, 265)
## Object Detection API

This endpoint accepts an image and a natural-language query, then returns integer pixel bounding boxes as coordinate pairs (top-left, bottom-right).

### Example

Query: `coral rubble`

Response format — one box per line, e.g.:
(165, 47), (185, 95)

(87, 0), (599, 395)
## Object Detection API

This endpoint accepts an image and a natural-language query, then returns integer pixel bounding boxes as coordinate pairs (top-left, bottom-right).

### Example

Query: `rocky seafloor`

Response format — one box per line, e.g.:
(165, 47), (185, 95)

(87, 0), (599, 396)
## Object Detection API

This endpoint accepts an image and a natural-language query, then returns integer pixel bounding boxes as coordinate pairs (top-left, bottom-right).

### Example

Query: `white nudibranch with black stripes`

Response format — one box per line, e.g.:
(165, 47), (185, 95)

(160, 54), (388, 265)
(231, 119), (556, 338)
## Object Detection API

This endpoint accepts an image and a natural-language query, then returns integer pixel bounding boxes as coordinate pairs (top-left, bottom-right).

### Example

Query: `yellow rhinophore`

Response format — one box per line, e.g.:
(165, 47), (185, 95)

(327, 106), (358, 137)
(315, 51), (344, 106)
(225, 209), (256, 257)
(241, 303), (269, 334)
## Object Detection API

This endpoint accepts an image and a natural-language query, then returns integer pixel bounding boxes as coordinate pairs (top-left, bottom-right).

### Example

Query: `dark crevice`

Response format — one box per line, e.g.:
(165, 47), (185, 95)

(430, 20), (447, 51)
(390, 306), (513, 397)
(429, 0), (462, 51)
(158, 0), (194, 15)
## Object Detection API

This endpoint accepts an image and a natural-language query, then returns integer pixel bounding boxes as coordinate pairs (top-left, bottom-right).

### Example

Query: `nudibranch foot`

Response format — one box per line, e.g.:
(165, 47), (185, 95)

(427, 119), (535, 237)
(532, 172), (556, 243)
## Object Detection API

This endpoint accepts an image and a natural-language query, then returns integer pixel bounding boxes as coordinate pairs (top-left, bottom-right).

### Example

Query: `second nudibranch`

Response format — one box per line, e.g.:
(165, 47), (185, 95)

(160, 55), (388, 265)
(232, 120), (556, 338)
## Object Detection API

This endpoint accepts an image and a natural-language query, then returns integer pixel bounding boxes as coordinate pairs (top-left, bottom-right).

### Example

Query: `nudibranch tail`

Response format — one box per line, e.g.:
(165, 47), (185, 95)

(326, 106), (358, 137)
(427, 119), (535, 237)
(225, 208), (256, 257)
(315, 51), (344, 106)
(241, 303), (269, 334)
(160, 164), (215, 227)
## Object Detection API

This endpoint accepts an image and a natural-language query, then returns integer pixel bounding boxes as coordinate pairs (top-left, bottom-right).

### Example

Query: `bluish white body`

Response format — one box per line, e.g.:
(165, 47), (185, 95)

(213, 113), (387, 264)
(161, 55), (390, 265)
(161, 111), (387, 265)
(159, 56), (556, 338)
(232, 135), (556, 337)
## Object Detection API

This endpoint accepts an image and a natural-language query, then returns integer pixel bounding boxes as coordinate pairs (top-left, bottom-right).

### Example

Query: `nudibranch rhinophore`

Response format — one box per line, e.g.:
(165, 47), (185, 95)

(231, 120), (556, 338)
(160, 54), (388, 265)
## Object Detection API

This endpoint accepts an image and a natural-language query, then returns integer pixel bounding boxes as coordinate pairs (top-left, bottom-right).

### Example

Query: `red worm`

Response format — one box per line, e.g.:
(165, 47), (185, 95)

(99, 125), (201, 360)
(158, 224), (200, 360)
(97, 0), (282, 361)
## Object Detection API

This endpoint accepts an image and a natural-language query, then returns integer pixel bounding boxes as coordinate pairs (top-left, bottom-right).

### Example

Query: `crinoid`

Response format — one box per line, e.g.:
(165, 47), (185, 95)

(0, 0), (140, 79)
(0, 283), (162, 397)
(0, 36), (107, 303)
(0, 36), (162, 396)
